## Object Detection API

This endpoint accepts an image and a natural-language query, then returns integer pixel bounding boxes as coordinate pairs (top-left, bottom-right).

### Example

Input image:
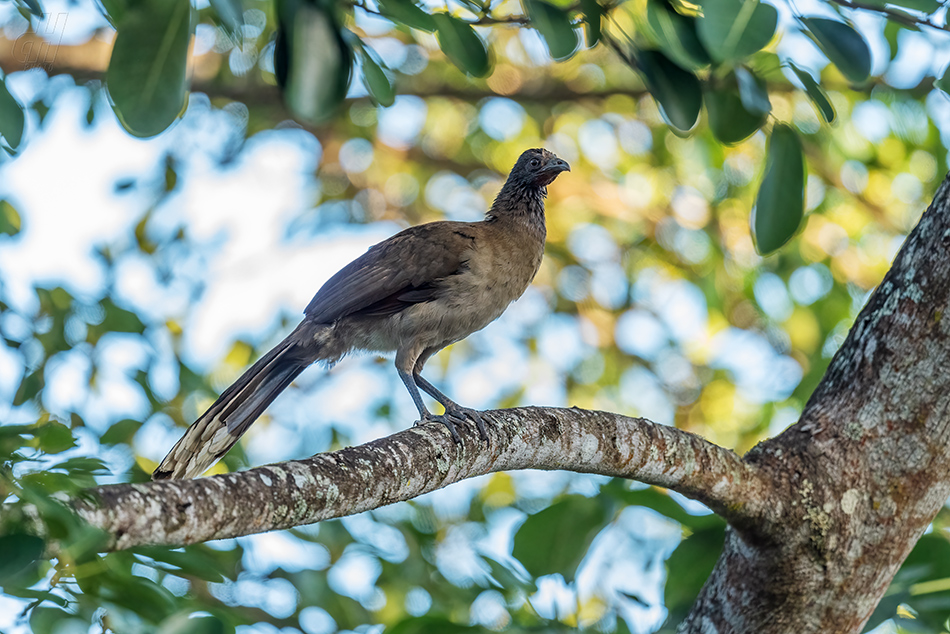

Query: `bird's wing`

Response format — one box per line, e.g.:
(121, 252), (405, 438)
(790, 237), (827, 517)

(304, 221), (478, 323)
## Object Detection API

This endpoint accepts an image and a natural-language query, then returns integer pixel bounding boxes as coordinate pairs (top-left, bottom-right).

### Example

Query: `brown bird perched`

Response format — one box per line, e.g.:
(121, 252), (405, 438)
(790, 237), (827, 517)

(153, 148), (570, 480)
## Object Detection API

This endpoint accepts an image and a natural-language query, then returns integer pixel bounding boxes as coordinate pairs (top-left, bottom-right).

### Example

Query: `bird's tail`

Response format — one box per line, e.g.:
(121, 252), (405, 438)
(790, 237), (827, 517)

(152, 335), (308, 480)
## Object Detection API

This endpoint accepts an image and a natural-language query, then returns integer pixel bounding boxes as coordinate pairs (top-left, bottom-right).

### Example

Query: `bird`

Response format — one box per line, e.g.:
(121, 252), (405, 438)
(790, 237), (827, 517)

(153, 148), (570, 480)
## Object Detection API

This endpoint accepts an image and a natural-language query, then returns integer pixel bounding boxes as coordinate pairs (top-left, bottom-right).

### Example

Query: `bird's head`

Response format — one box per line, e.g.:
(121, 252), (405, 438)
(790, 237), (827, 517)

(509, 148), (571, 188)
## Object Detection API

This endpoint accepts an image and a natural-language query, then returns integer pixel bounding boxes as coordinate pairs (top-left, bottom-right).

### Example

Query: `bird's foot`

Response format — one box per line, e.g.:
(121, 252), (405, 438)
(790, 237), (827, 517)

(447, 405), (489, 441)
(418, 406), (490, 443)
(417, 412), (461, 443)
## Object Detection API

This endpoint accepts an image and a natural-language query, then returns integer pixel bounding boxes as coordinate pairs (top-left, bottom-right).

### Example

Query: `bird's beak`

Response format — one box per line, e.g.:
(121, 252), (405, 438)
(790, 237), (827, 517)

(542, 158), (571, 174)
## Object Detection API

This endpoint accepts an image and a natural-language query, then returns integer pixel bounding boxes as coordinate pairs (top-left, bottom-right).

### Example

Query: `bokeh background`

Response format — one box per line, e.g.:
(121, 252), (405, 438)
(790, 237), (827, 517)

(2, 0), (950, 632)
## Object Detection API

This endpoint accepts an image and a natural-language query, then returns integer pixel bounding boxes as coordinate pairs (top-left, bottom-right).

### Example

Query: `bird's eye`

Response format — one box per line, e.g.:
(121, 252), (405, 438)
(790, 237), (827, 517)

(530, 158), (540, 167)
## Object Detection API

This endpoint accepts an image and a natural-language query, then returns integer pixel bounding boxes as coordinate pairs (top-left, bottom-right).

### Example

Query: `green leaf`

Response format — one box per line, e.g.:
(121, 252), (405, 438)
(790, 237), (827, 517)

(100, 418), (143, 445)
(735, 67), (770, 115)
(696, 0), (777, 62)
(86, 298), (146, 345)
(103, 298), (146, 332)
(706, 85), (766, 144)
(880, 533), (950, 630)
(935, 64), (950, 97)
(637, 49), (703, 132)
(0, 534), (45, 584)
(388, 616), (485, 634)
(606, 484), (722, 530)
(39, 286), (73, 313)
(865, 533), (950, 631)
(664, 523), (726, 622)
(752, 123), (805, 255)
(36, 421), (77, 454)
(789, 63), (835, 124)
(0, 424), (33, 438)
(376, 0), (436, 32)
(0, 75), (25, 150)
(106, 0), (193, 137)
(800, 17), (871, 84)
(0, 199), (22, 236)
(277, 1), (353, 124)
(580, 0), (603, 46)
(14, 368), (45, 406)
(512, 495), (608, 582)
(524, 0), (579, 61)
(30, 608), (83, 634)
(102, 576), (178, 623)
(483, 554), (537, 593)
(645, 0), (710, 70)
(94, 0), (126, 27)
(16, 0), (44, 18)
(887, 0), (940, 12)
(210, 0), (244, 42)
(16, 482), (86, 543)
(20, 471), (79, 499)
(7, 588), (68, 606)
(158, 613), (234, 634)
(433, 13), (491, 78)
(884, 20), (914, 62)
(51, 456), (110, 476)
(135, 546), (234, 583)
(358, 45), (395, 107)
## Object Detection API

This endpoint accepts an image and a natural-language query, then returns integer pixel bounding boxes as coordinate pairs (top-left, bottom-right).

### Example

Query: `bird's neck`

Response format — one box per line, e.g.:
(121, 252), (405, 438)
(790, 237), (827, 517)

(484, 182), (547, 228)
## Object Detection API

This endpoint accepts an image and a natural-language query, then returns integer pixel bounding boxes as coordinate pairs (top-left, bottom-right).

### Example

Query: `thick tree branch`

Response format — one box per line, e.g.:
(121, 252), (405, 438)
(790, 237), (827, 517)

(74, 407), (767, 551)
(681, 175), (950, 633)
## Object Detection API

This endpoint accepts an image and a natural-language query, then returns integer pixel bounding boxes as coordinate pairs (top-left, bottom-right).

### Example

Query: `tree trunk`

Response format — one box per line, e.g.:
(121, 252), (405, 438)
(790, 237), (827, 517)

(67, 175), (950, 633)
(681, 175), (950, 632)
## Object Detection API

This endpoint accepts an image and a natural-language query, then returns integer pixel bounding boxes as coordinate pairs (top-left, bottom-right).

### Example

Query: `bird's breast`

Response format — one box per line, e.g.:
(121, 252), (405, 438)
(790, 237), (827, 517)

(437, 223), (544, 329)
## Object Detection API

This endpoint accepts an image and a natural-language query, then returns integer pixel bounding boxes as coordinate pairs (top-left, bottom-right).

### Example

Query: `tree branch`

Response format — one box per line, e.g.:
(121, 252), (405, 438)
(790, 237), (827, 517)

(824, 0), (949, 32)
(74, 407), (768, 551)
(681, 174), (950, 633)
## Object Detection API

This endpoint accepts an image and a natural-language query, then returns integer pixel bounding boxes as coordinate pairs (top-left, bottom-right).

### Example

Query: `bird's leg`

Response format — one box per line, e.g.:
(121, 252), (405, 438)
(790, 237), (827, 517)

(413, 372), (489, 441)
(397, 368), (461, 442)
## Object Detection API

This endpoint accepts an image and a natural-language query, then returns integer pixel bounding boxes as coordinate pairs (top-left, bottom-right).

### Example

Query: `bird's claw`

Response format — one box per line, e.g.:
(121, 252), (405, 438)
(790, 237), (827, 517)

(450, 406), (489, 442)
(417, 407), (490, 443)
(417, 412), (461, 443)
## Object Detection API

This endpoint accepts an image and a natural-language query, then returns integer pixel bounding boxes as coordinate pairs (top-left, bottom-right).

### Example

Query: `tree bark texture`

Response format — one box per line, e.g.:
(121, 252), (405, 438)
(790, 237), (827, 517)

(76, 409), (762, 550)
(681, 175), (950, 632)
(69, 176), (950, 633)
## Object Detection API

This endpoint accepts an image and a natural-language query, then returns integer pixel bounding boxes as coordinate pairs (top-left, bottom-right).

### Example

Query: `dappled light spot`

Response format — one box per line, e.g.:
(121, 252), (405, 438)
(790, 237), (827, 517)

(670, 187), (710, 229)
(790, 264), (834, 306)
(486, 63), (524, 95)
(754, 273), (793, 322)
(405, 587), (432, 617)
(578, 119), (619, 170)
(338, 137), (374, 174)
(616, 310), (667, 361)
(327, 549), (382, 603)
(470, 589), (510, 629)
(299, 606), (337, 634)
(620, 367), (674, 425)
(710, 328), (803, 402)
(618, 119), (653, 156)
(479, 98), (525, 141)
(377, 96), (427, 149)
